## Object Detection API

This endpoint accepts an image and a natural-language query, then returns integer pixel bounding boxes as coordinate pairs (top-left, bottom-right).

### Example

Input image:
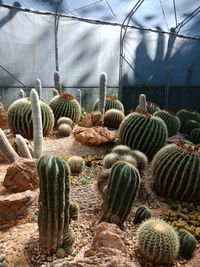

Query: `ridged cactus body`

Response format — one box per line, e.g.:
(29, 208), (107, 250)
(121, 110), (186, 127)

(100, 161), (141, 228)
(190, 128), (200, 144)
(54, 71), (62, 93)
(103, 152), (119, 169)
(153, 142), (200, 201)
(134, 205), (151, 224)
(177, 108), (200, 133)
(58, 124), (72, 137)
(57, 117), (73, 127)
(178, 229), (197, 259)
(138, 94), (147, 111)
(184, 120), (200, 136)
(98, 72), (106, 115)
(137, 219), (179, 264)
(103, 109), (124, 129)
(119, 110), (168, 160)
(15, 134), (32, 159)
(94, 95), (124, 113)
(67, 156), (85, 174)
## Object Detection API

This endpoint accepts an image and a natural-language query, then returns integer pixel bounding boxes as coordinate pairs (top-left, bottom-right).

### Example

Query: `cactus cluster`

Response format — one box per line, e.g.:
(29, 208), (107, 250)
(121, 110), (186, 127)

(153, 142), (200, 202)
(119, 154), (137, 167)
(178, 229), (197, 259)
(184, 120), (200, 136)
(134, 205), (151, 224)
(67, 156), (85, 175)
(103, 109), (124, 129)
(190, 128), (200, 144)
(112, 145), (132, 156)
(57, 117), (73, 127)
(58, 124), (72, 137)
(94, 95), (124, 113)
(103, 152), (119, 169)
(136, 218), (179, 265)
(177, 108), (200, 133)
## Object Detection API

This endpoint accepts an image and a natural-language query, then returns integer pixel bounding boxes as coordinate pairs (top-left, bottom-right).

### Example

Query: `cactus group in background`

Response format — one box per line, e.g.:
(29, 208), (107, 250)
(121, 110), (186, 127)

(98, 72), (107, 115)
(0, 128), (19, 163)
(130, 150), (148, 173)
(67, 156), (85, 175)
(94, 95), (124, 113)
(138, 94), (147, 111)
(136, 218), (179, 265)
(35, 79), (42, 99)
(178, 229), (197, 259)
(190, 128), (200, 144)
(18, 89), (25, 99)
(54, 71), (62, 93)
(154, 109), (180, 137)
(8, 98), (54, 139)
(15, 134), (32, 159)
(58, 124), (72, 137)
(153, 142), (200, 202)
(99, 161), (140, 229)
(119, 110), (167, 160)
(57, 117), (73, 127)
(49, 93), (81, 124)
(103, 152), (119, 169)
(177, 108), (200, 133)
(184, 120), (200, 136)
(134, 205), (151, 224)
(103, 109), (124, 129)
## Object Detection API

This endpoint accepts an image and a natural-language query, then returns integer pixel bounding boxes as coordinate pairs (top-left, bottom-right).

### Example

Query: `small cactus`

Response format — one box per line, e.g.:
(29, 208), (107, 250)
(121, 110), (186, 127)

(67, 156), (85, 174)
(130, 150), (148, 173)
(58, 124), (72, 137)
(57, 117), (73, 127)
(178, 229), (197, 259)
(184, 120), (200, 136)
(63, 228), (75, 246)
(103, 109), (124, 129)
(53, 88), (59, 96)
(119, 154), (137, 167)
(15, 134), (32, 159)
(138, 94), (147, 111)
(18, 89), (25, 99)
(177, 108), (200, 133)
(112, 145), (132, 156)
(103, 152), (119, 169)
(69, 201), (79, 221)
(98, 72), (107, 115)
(54, 71), (62, 93)
(190, 128), (200, 144)
(94, 95), (124, 113)
(35, 79), (42, 99)
(56, 248), (66, 258)
(134, 205), (151, 224)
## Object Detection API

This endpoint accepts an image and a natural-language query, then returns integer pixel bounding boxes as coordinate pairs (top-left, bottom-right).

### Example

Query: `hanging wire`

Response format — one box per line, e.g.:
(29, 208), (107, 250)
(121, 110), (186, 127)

(159, 0), (169, 31)
(104, 0), (117, 20)
(172, 0), (178, 27)
(54, 0), (63, 72)
(0, 63), (26, 87)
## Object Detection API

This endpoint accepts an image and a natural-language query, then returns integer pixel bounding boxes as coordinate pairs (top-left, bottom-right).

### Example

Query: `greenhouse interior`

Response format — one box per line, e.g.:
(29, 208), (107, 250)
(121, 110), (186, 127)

(0, 0), (200, 266)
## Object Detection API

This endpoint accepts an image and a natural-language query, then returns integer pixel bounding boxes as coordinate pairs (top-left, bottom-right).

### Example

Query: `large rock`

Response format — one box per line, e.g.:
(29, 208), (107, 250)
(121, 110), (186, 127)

(0, 190), (37, 230)
(3, 158), (39, 193)
(0, 102), (8, 130)
(78, 111), (103, 127)
(73, 126), (115, 146)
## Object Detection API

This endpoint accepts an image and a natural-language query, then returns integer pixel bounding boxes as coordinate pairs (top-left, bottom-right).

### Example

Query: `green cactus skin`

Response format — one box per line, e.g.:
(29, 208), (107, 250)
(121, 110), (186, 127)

(8, 98), (54, 140)
(177, 108), (200, 133)
(112, 145), (132, 156)
(130, 150), (148, 173)
(134, 205), (151, 224)
(137, 218), (179, 265)
(190, 128), (200, 144)
(94, 95), (124, 113)
(35, 79), (42, 99)
(138, 94), (147, 111)
(178, 229), (197, 259)
(57, 117), (73, 127)
(54, 71), (62, 93)
(119, 154), (137, 168)
(98, 72), (107, 115)
(18, 89), (25, 99)
(103, 152), (119, 169)
(58, 124), (72, 137)
(67, 156), (85, 174)
(15, 134), (32, 159)
(103, 109), (124, 129)
(119, 110), (168, 160)
(153, 142), (200, 202)
(49, 93), (81, 124)
(69, 201), (80, 221)
(0, 128), (19, 163)
(154, 109), (180, 137)
(37, 155), (71, 254)
(99, 161), (141, 229)
(63, 228), (75, 246)
(184, 120), (200, 136)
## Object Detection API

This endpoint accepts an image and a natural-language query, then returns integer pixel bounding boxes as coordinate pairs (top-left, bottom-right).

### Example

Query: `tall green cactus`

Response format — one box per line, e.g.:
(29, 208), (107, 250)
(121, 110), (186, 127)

(190, 128), (200, 144)
(177, 108), (200, 133)
(103, 109), (124, 129)
(99, 161), (140, 229)
(54, 71), (62, 93)
(138, 94), (147, 111)
(94, 95), (124, 113)
(153, 142), (200, 201)
(98, 72), (106, 115)
(15, 134), (32, 159)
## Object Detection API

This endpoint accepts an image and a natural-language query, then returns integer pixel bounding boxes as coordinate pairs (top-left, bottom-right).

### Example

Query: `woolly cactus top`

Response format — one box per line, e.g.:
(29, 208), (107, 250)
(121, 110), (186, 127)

(164, 109), (176, 115)
(176, 141), (200, 153)
(135, 109), (153, 117)
(106, 95), (117, 100)
(146, 101), (159, 107)
(59, 93), (75, 100)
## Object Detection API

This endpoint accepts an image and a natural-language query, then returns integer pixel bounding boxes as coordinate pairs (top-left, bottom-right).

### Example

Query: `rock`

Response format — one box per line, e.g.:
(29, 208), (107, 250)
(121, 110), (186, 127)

(73, 126), (115, 146)
(0, 190), (37, 230)
(3, 158), (39, 193)
(78, 112), (103, 128)
(0, 102), (8, 130)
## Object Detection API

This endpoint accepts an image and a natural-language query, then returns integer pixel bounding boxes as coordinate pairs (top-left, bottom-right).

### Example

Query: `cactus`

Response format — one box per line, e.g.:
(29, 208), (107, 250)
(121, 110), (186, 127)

(138, 94), (147, 111)
(119, 110), (168, 160)
(94, 95), (124, 113)
(69, 201), (79, 221)
(98, 72), (107, 115)
(49, 93), (81, 124)
(119, 154), (137, 167)
(134, 205), (151, 224)
(18, 89), (25, 99)
(184, 120), (200, 136)
(58, 124), (72, 137)
(54, 71), (62, 93)
(153, 142), (200, 202)
(0, 128), (19, 163)
(136, 218), (179, 265)
(15, 134), (32, 159)
(63, 228), (75, 246)
(57, 117), (73, 127)
(178, 229), (197, 259)
(190, 128), (200, 144)
(103, 109), (124, 129)
(35, 79), (42, 99)
(67, 156), (85, 174)
(154, 109), (180, 137)
(112, 145), (132, 156)
(99, 161), (141, 229)
(56, 248), (66, 258)
(30, 89), (43, 159)
(77, 89), (82, 107)
(53, 88), (59, 96)
(137, 101), (160, 114)
(177, 108), (200, 133)
(8, 98), (54, 139)
(130, 150), (148, 173)
(103, 152), (119, 169)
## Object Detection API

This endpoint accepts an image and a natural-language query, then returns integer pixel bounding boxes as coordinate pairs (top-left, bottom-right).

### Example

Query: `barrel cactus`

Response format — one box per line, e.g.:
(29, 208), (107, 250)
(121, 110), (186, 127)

(112, 145), (132, 156)
(7, 98), (54, 139)
(190, 128), (200, 144)
(94, 95), (124, 113)
(119, 154), (137, 167)
(130, 150), (148, 173)
(99, 161), (141, 229)
(178, 229), (197, 259)
(177, 108), (200, 133)
(58, 124), (72, 137)
(67, 156), (85, 174)
(136, 218), (179, 265)
(57, 117), (73, 127)
(119, 110), (168, 160)
(49, 93), (81, 124)
(153, 142), (200, 201)
(154, 109), (180, 137)
(103, 152), (119, 169)
(103, 109), (124, 129)
(134, 205), (151, 224)
(184, 120), (200, 136)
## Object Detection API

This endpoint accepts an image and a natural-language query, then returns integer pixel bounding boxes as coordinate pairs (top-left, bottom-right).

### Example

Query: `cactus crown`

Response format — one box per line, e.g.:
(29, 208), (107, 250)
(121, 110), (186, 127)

(146, 101), (158, 107)
(164, 109), (176, 115)
(185, 107), (198, 113)
(176, 141), (200, 152)
(106, 95), (117, 101)
(60, 93), (75, 100)
(136, 109), (153, 117)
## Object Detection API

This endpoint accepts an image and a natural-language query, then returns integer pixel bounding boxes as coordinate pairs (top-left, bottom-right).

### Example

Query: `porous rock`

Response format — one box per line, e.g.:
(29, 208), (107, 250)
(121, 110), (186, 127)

(78, 111), (103, 127)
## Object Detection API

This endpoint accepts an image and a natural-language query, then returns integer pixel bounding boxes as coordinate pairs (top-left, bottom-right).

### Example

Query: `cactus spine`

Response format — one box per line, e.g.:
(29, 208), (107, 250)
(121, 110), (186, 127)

(0, 128), (19, 163)
(30, 89), (43, 159)
(54, 71), (62, 93)
(134, 205), (151, 224)
(138, 94), (147, 111)
(98, 72), (106, 116)
(178, 229), (197, 259)
(35, 79), (42, 99)
(15, 134), (32, 159)
(18, 89), (25, 99)
(103, 109), (124, 129)
(190, 128), (200, 144)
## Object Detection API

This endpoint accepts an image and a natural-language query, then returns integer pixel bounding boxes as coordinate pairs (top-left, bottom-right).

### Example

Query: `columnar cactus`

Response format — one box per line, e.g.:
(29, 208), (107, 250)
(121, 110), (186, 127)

(103, 109), (124, 129)
(8, 98), (54, 139)
(15, 134), (32, 159)
(35, 79), (42, 99)
(30, 89), (43, 159)
(190, 128), (200, 144)
(0, 128), (19, 163)
(49, 93), (81, 124)
(154, 109), (180, 137)
(54, 71), (62, 93)
(184, 120), (200, 136)
(119, 110), (168, 160)
(130, 150), (148, 173)
(177, 108), (200, 133)
(134, 205), (151, 224)
(94, 95), (124, 113)
(77, 89), (82, 108)
(103, 152), (119, 169)
(138, 94), (147, 111)
(98, 72), (107, 115)
(58, 124), (72, 137)
(57, 117), (73, 127)
(67, 156), (85, 175)
(112, 145), (132, 156)
(153, 142), (200, 201)
(99, 161), (141, 229)
(18, 89), (25, 99)
(136, 219), (179, 265)
(178, 229), (197, 259)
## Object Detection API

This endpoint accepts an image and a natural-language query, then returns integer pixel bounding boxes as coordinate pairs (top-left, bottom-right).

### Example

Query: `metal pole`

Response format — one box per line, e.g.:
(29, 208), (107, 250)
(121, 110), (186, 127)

(54, 0), (63, 72)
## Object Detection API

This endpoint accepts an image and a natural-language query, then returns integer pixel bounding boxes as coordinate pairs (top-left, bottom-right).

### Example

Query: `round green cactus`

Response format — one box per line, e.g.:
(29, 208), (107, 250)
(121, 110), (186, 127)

(103, 109), (124, 129)
(57, 117), (73, 127)
(130, 150), (148, 173)
(99, 161), (141, 229)
(184, 120), (200, 136)
(63, 228), (75, 246)
(137, 218), (179, 265)
(134, 205), (151, 224)
(154, 109), (180, 137)
(58, 124), (72, 137)
(94, 95), (124, 113)
(190, 128), (200, 144)
(103, 152), (119, 169)
(178, 229), (197, 259)
(119, 154), (137, 167)
(119, 110), (168, 160)
(70, 201), (79, 221)
(56, 248), (66, 258)
(67, 156), (85, 174)
(7, 98), (54, 139)
(177, 108), (200, 133)
(49, 93), (81, 124)
(153, 142), (200, 201)
(112, 145), (132, 156)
